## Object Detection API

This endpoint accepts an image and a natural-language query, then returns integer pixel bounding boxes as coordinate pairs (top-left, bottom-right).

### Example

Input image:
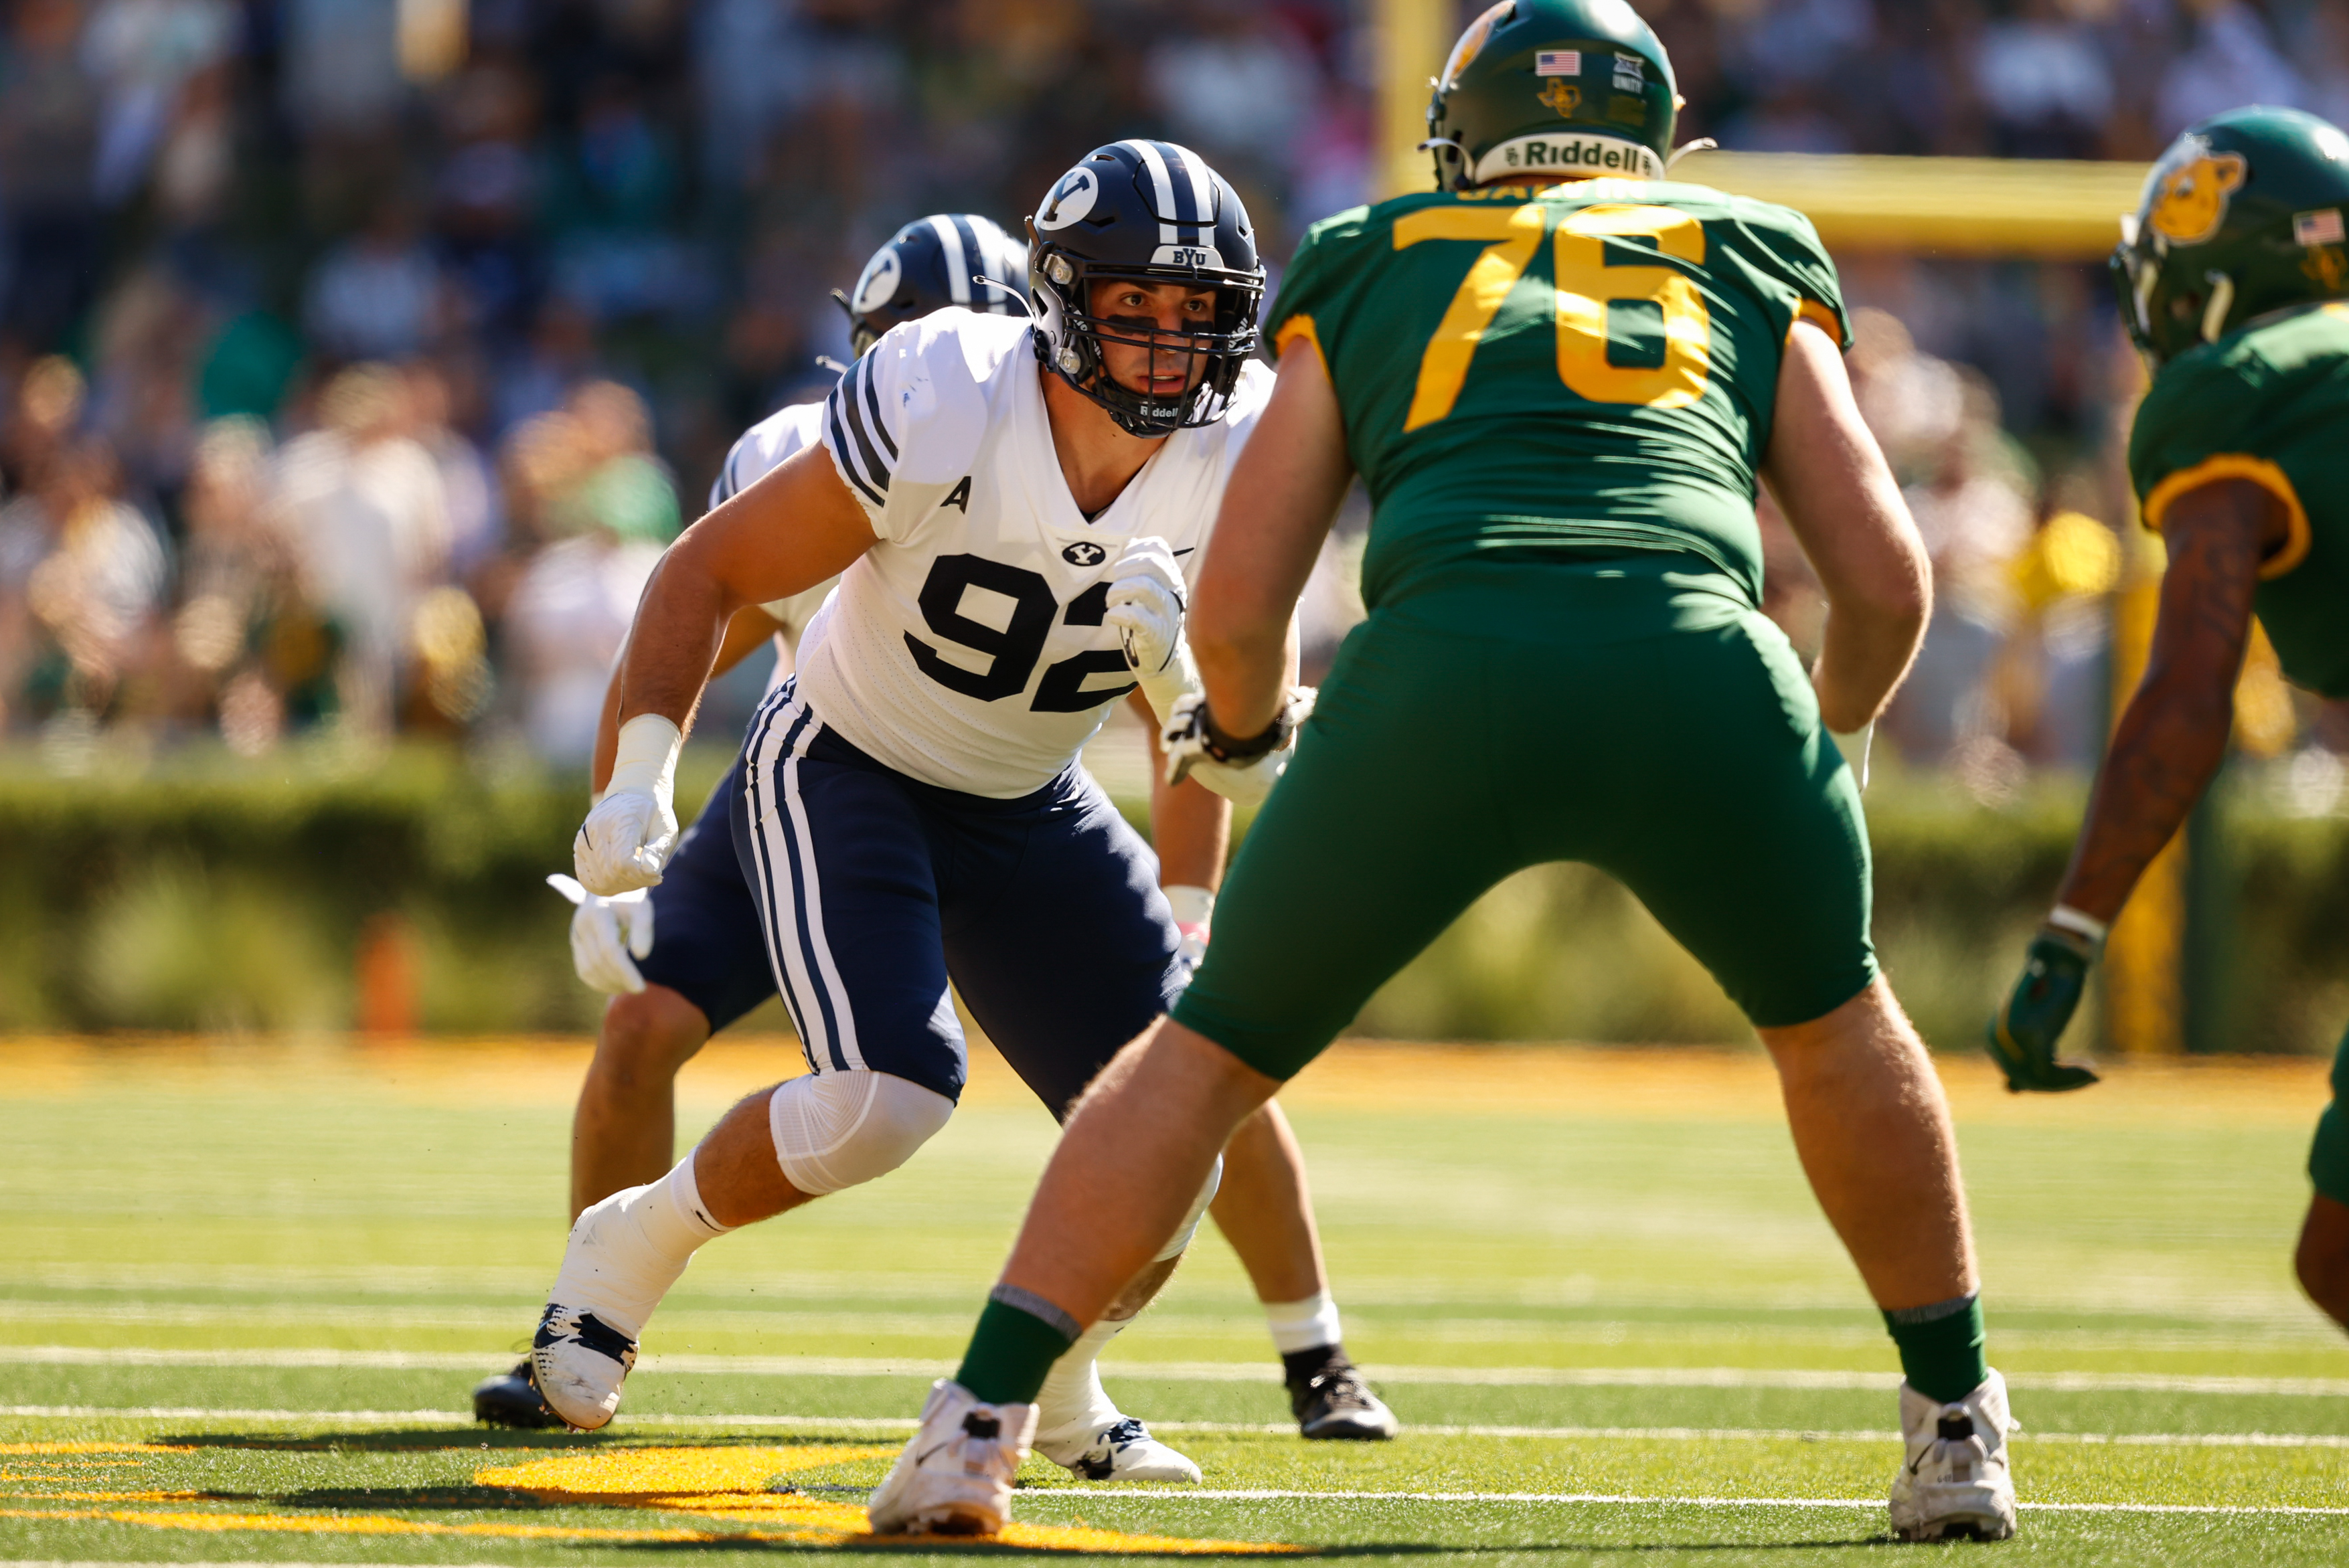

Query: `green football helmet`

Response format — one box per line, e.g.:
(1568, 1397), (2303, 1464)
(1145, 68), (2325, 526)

(1425, 0), (1678, 191)
(2113, 105), (2349, 367)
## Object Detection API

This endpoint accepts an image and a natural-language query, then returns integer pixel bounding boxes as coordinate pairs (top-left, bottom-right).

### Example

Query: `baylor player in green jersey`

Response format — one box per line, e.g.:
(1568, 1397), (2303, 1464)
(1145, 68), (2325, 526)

(868, 1), (2015, 1545)
(1267, 173), (1847, 634)
(1991, 104), (2349, 1337)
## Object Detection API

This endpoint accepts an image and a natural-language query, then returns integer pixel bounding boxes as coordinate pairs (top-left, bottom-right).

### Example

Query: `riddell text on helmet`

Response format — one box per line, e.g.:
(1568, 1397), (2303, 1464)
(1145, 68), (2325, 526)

(1476, 133), (1666, 183)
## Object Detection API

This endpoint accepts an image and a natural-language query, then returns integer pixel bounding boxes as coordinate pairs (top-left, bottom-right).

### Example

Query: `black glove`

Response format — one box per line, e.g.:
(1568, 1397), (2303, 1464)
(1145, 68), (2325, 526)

(1986, 930), (2102, 1093)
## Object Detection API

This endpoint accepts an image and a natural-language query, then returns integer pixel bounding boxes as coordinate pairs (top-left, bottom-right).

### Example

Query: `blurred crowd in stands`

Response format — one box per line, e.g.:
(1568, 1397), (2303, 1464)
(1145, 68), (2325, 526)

(0, 0), (2344, 799)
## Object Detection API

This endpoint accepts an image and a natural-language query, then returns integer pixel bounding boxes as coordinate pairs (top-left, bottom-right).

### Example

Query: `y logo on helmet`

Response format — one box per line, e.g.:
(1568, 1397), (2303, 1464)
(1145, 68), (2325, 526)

(1538, 79), (1583, 118)
(2149, 148), (2249, 245)
(852, 248), (902, 315)
(1038, 168), (1099, 231)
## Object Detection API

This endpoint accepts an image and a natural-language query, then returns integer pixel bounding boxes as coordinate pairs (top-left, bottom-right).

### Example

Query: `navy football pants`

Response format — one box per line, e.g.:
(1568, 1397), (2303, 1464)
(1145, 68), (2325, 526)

(702, 680), (1185, 1115)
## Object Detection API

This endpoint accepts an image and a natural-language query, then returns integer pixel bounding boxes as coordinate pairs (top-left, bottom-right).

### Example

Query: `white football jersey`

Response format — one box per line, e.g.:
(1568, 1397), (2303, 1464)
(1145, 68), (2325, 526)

(804, 309), (1271, 797)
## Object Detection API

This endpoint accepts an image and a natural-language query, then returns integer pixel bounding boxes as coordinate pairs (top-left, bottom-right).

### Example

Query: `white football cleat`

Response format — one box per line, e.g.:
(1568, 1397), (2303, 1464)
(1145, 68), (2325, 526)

(528, 1304), (637, 1431)
(1034, 1413), (1203, 1482)
(1888, 1369), (2018, 1542)
(867, 1379), (1036, 1536)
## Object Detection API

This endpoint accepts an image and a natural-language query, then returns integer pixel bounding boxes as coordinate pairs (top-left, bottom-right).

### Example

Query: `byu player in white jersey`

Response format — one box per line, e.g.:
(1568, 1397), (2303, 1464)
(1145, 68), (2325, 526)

(485, 214), (1394, 1452)
(514, 149), (1394, 1474)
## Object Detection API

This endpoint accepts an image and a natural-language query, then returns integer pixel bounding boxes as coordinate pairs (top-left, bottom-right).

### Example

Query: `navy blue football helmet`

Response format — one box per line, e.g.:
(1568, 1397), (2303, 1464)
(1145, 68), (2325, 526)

(1027, 139), (1264, 437)
(838, 213), (1029, 357)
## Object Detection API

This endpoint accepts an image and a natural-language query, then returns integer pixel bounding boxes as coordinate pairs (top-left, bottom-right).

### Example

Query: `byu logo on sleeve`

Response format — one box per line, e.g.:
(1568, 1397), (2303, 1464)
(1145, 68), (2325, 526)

(1038, 167), (1099, 230)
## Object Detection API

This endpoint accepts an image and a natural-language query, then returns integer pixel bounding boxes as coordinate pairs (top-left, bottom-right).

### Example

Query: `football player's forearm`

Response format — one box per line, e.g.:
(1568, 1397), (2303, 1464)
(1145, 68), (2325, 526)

(591, 652), (626, 796)
(1812, 596), (1925, 733)
(617, 553), (732, 731)
(1191, 618), (1293, 737)
(596, 604), (775, 793)
(2055, 665), (2235, 924)
(710, 604), (789, 682)
(1137, 690), (1230, 887)
(1151, 776), (1230, 889)
(1765, 317), (1930, 730)
(2055, 487), (2263, 922)
(1190, 339), (1351, 736)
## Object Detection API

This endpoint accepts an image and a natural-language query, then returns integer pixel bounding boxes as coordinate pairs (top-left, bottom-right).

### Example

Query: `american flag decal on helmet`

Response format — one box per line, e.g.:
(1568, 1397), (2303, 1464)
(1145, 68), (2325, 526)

(1535, 50), (1581, 77)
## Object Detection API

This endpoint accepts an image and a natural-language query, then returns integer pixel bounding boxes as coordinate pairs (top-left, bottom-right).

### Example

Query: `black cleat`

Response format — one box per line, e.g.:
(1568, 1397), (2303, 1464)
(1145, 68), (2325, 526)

(473, 1357), (562, 1429)
(1284, 1346), (1400, 1441)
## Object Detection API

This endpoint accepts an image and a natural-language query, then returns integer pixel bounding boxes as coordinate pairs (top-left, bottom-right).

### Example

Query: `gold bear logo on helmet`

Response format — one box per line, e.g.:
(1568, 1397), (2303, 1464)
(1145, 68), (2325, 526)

(1443, 3), (1506, 85)
(2150, 151), (2249, 244)
(1538, 78), (1582, 117)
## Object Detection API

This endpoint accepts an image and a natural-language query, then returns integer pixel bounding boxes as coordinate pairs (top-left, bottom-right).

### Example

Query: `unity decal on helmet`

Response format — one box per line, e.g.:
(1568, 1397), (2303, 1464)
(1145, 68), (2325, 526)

(2150, 143), (2248, 245)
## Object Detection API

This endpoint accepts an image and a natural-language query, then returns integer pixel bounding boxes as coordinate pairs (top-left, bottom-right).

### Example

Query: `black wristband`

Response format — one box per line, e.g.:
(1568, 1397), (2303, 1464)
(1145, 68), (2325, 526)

(1198, 700), (1293, 764)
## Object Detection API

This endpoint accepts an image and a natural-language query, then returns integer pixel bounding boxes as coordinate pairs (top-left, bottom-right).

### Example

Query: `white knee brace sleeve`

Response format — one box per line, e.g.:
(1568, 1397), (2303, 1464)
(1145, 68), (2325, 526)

(767, 1070), (954, 1196)
(1153, 1154), (1222, 1262)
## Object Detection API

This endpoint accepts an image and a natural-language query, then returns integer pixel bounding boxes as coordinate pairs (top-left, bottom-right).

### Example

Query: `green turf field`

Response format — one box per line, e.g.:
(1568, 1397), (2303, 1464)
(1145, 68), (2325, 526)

(4, 1035), (2346, 1565)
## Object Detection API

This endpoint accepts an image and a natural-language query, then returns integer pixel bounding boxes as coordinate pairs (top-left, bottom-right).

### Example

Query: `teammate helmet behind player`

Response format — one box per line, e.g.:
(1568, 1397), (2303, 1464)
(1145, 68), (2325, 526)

(1425, 0), (1679, 191)
(841, 214), (1030, 357)
(1027, 139), (1263, 439)
(2112, 106), (2349, 368)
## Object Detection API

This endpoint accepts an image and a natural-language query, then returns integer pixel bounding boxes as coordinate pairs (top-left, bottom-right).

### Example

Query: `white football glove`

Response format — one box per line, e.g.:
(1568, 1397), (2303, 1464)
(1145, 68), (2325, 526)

(1162, 687), (1315, 808)
(548, 873), (654, 995)
(1104, 535), (1196, 722)
(574, 713), (681, 895)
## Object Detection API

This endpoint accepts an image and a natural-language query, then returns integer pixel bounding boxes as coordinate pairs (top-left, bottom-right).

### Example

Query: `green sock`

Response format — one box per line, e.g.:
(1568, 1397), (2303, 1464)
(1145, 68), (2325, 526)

(955, 1288), (1080, 1405)
(1883, 1294), (1988, 1405)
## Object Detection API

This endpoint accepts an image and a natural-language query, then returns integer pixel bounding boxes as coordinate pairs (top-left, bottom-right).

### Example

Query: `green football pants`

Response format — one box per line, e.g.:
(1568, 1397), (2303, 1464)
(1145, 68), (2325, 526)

(2312, 1021), (2349, 1205)
(1171, 561), (1880, 1081)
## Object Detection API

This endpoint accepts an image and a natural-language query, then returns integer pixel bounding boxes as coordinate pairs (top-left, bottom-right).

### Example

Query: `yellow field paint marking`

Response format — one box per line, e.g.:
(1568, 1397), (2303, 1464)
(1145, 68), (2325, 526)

(0, 1506), (714, 1543)
(0, 1441), (1295, 1554)
(475, 1444), (1299, 1553)
(10, 1035), (2332, 1126)
(1271, 1042), (2330, 1127)
(17, 1491), (213, 1502)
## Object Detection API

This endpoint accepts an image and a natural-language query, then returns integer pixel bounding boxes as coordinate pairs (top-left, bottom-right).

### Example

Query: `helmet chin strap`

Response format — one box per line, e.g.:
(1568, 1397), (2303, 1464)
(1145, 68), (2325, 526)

(1418, 135), (1467, 189)
(1666, 138), (1718, 171)
(2200, 271), (2237, 343)
(973, 276), (1033, 317)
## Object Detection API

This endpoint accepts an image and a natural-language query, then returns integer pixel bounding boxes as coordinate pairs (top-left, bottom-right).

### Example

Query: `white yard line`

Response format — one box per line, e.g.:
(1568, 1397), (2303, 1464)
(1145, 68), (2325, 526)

(1014, 1488), (2349, 1518)
(6, 1300), (2329, 1355)
(6, 1344), (2348, 1397)
(6, 1404), (2348, 1450)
